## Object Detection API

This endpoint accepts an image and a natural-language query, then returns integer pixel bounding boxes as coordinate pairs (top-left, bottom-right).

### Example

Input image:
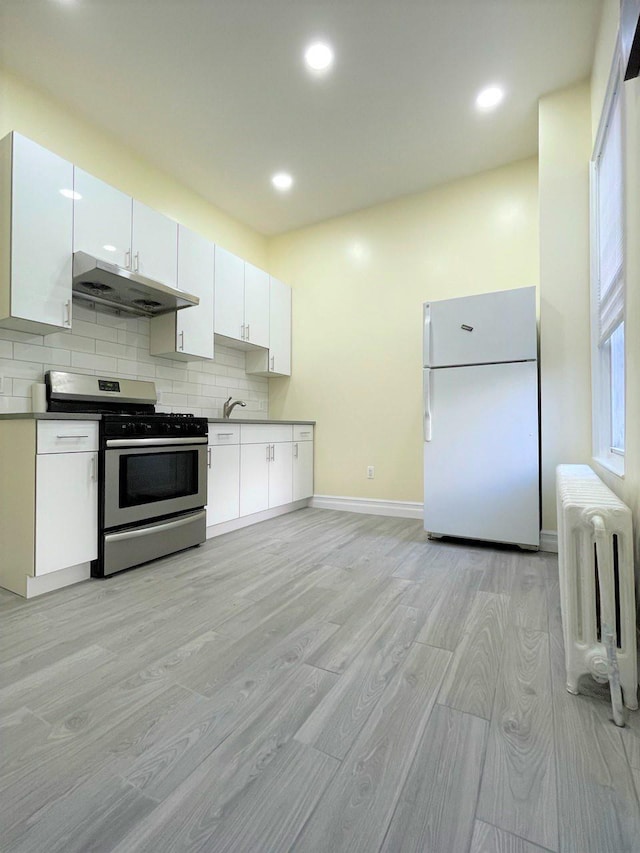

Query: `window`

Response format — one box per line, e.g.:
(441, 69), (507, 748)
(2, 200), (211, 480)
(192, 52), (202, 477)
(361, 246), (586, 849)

(591, 56), (625, 475)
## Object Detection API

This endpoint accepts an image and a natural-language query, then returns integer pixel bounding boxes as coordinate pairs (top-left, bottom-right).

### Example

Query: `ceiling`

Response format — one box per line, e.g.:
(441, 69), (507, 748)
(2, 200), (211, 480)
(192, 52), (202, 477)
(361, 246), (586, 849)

(0, 0), (602, 235)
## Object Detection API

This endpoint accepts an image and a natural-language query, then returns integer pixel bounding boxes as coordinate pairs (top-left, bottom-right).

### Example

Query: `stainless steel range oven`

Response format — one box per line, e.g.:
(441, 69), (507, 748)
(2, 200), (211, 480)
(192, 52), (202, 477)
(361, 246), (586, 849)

(46, 371), (208, 577)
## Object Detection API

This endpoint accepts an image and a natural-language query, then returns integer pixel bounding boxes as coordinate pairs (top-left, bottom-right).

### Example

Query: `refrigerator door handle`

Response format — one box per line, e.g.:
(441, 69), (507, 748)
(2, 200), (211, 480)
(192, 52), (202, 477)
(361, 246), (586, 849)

(423, 303), (431, 367)
(423, 369), (432, 441)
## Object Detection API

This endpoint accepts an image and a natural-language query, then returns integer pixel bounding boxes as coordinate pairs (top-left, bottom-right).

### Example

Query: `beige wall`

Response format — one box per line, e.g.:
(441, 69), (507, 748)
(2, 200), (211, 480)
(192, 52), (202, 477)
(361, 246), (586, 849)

(5, 52), (635, 545)
(538, 82), (593, 531)
(268, 159), (539, 505)
(0, 67), (267, 267)
(590, 0), (640, 563)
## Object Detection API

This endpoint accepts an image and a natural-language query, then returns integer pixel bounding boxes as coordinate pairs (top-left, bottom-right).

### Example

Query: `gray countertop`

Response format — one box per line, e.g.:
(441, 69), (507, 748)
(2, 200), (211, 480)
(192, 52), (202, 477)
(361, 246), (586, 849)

(0, 412), (102, 420)
(0, 412), (315, 425)
(207, 419), (316, 425)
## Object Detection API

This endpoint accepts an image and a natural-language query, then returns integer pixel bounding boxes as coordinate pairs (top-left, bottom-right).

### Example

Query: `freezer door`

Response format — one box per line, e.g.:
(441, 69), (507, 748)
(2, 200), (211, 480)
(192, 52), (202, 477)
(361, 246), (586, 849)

(423, 286), (537, 367)
(423, 361), (539, 547)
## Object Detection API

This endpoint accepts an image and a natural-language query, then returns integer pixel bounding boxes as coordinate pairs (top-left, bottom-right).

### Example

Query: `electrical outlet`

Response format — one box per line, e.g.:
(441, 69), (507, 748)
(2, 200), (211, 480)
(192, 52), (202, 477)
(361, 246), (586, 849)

(367, 466), (375, 479)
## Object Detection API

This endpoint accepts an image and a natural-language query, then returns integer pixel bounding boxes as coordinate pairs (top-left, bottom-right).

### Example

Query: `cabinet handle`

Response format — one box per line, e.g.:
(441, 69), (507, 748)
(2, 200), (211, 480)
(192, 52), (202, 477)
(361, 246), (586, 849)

(266, 444), (270, 461)
(294, 442), (298, 458)
(64, 299), (72, 327)
(207, 447), (212, 468)
(299, 431), (311, 436)
(270, 355), (275, 371)
(56, 433), (89, 439)
(271, 444), (275, 461)
(134, 252), (140, 273)
(90, 455), (97, 480)
(217, 432), (234, 437)
(246, 324), (250, 340)
(179, 330), (184, 351)
(125, 249), (132, 270)
(241, 324), (245, 340)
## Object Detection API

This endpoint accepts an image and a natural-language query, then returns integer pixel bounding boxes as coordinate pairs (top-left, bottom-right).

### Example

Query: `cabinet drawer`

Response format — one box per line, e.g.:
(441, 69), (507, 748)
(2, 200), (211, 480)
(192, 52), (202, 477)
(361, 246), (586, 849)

(208, 424), (240, 446)
(37, 420), (99, 454)
(240, 424), (293, 445)
(293, 425), (314, 442)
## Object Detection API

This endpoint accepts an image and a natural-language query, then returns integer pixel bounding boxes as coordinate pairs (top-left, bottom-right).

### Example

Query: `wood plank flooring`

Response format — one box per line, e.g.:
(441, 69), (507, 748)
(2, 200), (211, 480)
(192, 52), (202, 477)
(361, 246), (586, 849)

(2, 507), (640, 852)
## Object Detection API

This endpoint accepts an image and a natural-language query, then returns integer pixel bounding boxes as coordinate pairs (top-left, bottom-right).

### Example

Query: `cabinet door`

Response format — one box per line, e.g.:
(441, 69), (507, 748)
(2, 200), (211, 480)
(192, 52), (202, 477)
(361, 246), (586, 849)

(240, 443), (270, 516)
(268, 442), (293, 508)
(11, 134), (73, 330)
(73, 168), (132, 269)
(293, 441), (314, 501)
(176, 225), (215, 360)
(269, 276), (291, 375)
(35, 451), (98, 575)
(131, 200), (178, 288)
(207, 444), (240, 525)
(214, 246), (245, 341)
(244, 262), (270, 348)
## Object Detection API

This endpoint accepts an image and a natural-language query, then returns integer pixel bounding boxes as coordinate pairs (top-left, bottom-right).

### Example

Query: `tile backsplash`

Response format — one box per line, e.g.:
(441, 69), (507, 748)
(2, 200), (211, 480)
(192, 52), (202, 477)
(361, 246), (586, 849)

(0, 301), (268, 416)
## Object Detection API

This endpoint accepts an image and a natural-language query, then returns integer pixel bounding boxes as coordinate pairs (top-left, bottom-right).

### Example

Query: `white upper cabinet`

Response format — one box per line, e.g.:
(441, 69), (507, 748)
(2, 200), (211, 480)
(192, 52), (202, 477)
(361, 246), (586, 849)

(131, 200), (178, 289)
(245, 275), (291, 377)
(149, 224), (215, 360)
(175, 226), (215, 359)
(214, 250), (270, 349)
(244, 262), (270, 348)
(269, 276), (291, 375)
(214, 245), (245, 341)
(73, 168), (133, 269)
(74, 172), (179, 290)
(0, 133), (73, 334)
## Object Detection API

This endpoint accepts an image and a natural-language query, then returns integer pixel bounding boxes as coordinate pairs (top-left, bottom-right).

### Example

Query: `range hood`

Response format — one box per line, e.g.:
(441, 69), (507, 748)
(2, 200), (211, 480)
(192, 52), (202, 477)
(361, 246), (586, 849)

(72, 251), (199, 318)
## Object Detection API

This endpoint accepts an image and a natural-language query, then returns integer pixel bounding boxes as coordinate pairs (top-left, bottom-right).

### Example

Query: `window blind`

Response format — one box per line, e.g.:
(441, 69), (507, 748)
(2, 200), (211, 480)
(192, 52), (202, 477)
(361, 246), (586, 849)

(596, 86), (624, 344)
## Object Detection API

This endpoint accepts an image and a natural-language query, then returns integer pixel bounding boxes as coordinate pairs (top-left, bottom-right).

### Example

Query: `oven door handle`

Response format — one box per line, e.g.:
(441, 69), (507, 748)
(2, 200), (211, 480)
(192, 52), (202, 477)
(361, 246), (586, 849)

(105, 437), (208, 448)
(104, 511), (204, 542)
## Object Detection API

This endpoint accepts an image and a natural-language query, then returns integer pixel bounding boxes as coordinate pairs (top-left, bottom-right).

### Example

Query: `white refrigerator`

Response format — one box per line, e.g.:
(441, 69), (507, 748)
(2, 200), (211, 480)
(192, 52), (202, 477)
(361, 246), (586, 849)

(423, 286), (539, 548)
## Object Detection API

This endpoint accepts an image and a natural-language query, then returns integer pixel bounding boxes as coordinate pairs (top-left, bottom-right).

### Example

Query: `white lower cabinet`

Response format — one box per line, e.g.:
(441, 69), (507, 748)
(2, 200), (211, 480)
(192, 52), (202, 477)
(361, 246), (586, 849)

(293, 440), (314, 501)
(206, 422), (313, 529)
(240, 443), (270, 516)
(268, 442), (293, 508)
(36, 450), (98, 575)
(207, 443), (240, 525)
(238, 441), (294, 515)
(34, 420), (99, 578)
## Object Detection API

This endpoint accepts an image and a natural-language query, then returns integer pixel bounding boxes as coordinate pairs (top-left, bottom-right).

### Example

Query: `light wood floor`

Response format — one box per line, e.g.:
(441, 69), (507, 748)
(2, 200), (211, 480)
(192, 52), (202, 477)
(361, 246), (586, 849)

(2, 508), (640, 853)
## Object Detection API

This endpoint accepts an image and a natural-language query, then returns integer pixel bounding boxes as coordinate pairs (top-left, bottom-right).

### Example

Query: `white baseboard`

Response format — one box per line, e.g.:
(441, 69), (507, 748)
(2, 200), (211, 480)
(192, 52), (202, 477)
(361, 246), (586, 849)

(24, 562), (92, 598)
(310, 494), (424, 520)
(539, 530), (558, 553)
(206, 499), (311, 539)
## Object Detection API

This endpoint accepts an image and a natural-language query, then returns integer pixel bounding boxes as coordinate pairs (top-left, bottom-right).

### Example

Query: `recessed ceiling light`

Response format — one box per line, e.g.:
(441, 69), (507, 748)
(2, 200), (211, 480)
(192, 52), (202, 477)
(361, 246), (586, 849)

(304, 41), (334, 73)
(475, 85), (505, 112)
(272, 172), (293, 192)
(103, 244), (117, 252)
(59, 188), (82, 200)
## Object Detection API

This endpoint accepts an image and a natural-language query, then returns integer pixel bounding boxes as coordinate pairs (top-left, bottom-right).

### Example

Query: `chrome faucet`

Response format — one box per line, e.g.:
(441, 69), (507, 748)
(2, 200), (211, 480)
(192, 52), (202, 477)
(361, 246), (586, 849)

(223, 397), (247, 419)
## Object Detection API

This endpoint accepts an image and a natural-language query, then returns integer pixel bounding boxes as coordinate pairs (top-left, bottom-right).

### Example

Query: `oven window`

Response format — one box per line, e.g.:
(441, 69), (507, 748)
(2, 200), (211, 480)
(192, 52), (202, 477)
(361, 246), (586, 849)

(119, 450), (199, 507)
